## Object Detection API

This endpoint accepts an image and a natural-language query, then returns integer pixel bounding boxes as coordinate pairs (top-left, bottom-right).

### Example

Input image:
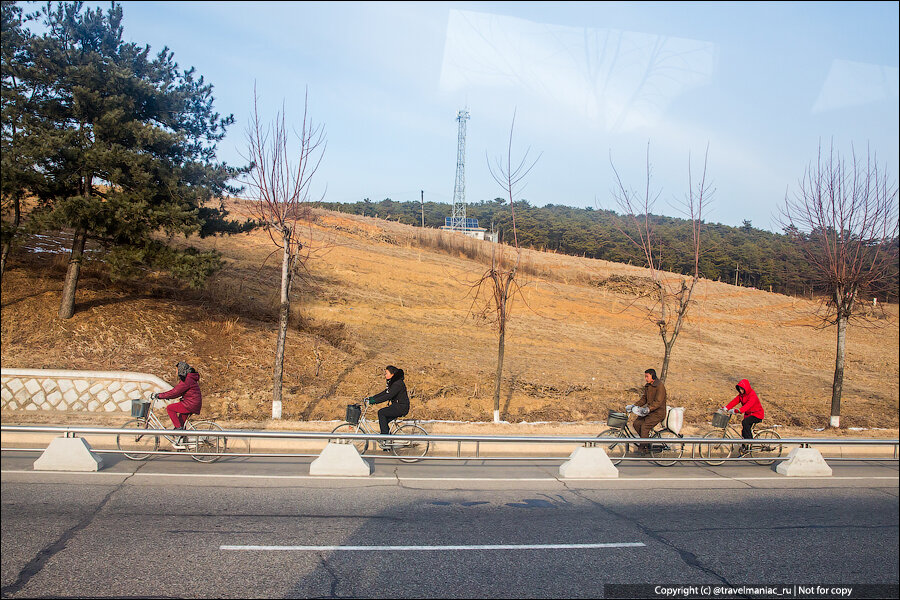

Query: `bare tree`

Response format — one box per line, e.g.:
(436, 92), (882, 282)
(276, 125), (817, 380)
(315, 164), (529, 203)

(469, 113), (539, 423)
(780, 142), (898, 428)
(609, 142), (712, 382)
(245, 87), (325, 419)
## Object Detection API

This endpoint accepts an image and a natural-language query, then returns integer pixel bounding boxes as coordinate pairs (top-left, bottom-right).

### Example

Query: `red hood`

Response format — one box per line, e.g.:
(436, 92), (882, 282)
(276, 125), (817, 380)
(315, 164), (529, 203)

(728, 378), (764, 419)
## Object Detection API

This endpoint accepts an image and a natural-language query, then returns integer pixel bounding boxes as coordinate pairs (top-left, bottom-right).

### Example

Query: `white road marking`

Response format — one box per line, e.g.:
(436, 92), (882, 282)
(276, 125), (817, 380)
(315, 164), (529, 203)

(1, 470), (897, 482)
(220, 542), (646, 551)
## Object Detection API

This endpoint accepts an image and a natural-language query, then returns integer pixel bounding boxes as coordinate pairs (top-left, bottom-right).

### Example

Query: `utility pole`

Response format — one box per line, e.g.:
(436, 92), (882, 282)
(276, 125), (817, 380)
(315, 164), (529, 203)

(421, 190), (425, 228)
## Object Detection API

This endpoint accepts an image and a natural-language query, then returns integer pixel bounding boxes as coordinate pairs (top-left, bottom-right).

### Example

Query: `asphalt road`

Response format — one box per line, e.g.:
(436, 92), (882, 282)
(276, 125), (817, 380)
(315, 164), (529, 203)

(1, 452), (898, 599)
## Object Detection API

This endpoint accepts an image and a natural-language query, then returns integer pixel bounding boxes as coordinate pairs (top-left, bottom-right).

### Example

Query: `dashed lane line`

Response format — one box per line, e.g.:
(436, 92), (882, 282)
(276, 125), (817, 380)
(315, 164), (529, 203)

(220, 542), (647, 551)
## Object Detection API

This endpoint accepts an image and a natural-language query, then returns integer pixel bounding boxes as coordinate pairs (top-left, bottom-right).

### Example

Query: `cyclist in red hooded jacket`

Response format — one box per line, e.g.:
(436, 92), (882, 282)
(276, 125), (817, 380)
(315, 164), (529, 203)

(723, 378), (765, 452)
(152, 361), (202, 435)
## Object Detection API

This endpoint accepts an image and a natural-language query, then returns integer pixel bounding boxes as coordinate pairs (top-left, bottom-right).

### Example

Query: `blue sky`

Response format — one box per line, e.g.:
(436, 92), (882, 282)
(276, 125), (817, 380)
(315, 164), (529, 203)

(103, 1), (898, 231)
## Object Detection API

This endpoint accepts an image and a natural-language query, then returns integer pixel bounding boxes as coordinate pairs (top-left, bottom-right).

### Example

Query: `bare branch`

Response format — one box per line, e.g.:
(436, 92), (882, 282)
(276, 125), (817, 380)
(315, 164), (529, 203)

(605, 141), (713, 381)
(243, 84), (326, 419)
(778, 139), (898, 426)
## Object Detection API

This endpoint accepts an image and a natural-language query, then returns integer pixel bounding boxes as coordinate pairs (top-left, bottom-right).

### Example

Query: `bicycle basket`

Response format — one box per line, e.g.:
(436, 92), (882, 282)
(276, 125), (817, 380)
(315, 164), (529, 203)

(607, 411), (628, 428)
(346, 403), (361, 425)
(712, 411), (731, 428)
(131, 398), (151, 418)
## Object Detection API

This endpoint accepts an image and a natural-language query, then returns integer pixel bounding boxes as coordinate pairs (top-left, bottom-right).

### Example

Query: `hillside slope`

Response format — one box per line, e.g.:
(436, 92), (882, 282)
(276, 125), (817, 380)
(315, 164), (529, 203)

(2, 203), (898, 430)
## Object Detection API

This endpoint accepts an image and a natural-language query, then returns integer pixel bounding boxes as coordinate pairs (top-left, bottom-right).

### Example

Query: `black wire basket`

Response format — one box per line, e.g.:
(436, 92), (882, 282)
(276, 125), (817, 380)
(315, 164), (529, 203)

(712, 411), (732, 428)
(131, 398), (151, 418)
(607, 411), (628, 428)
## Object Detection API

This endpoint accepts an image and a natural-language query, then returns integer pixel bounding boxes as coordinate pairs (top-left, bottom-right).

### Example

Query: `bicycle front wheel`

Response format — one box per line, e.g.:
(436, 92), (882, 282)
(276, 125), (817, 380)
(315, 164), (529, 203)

(650, 429), (684, 467)
(697, 430), (731, 466)
(390, 423), (430, 462)
(749, 429), (783, 465)
(117, 419), (158, 460)
(187, 420), (226, 463)
(331, 423), (369, 454)
(596, 428), (628, 466)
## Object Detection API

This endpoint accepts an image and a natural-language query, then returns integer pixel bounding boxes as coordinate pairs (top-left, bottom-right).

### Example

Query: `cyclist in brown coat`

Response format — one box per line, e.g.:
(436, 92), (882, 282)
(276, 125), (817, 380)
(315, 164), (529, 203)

(631, 368), (667, 454)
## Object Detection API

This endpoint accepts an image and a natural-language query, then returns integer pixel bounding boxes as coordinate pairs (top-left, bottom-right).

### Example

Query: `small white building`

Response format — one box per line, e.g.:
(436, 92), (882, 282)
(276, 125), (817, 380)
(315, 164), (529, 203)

(439, 217), (497, 242)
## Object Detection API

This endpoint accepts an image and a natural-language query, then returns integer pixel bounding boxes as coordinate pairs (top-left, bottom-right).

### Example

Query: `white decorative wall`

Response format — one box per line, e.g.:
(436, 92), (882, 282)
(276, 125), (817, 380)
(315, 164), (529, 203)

(1, 368), (170, 413)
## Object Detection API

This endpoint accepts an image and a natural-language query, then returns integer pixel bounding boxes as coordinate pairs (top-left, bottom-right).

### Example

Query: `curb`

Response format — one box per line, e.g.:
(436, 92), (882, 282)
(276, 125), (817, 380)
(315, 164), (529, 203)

(2, 432), (897, 459)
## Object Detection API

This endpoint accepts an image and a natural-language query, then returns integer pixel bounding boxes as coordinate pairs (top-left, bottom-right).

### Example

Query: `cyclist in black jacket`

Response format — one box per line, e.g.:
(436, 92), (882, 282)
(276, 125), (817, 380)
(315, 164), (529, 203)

(365, 365), (410, 437)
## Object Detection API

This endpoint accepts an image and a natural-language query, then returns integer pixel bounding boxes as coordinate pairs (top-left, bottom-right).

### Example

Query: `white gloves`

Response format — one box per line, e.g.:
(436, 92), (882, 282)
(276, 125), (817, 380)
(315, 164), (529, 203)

(626, 404), (634, 412)
(630, 405), (649, 416)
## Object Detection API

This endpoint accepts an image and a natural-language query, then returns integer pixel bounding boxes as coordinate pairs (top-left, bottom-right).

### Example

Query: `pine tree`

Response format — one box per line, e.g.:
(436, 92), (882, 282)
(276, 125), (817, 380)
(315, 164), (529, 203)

(12, 1), (244, 317)
(0, 0), (38, 283)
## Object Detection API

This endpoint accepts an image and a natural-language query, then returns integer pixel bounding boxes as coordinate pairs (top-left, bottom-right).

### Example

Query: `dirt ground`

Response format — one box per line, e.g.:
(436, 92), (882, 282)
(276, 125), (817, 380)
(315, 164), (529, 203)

(2, 203), (898, 435)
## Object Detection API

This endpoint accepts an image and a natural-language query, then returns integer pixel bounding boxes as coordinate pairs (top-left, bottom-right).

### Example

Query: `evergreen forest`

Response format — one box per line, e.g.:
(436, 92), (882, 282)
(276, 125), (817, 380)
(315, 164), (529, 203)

(317, 198), (899, 301)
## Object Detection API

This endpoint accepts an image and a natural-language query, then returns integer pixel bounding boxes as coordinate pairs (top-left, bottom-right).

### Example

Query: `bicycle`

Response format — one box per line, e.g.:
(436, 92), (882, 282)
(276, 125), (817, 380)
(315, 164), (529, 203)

(694, 410), (783, 466)
(117, 396), (227, 463)
(594, 408), (685, 466)
(331, 400), (430, 462)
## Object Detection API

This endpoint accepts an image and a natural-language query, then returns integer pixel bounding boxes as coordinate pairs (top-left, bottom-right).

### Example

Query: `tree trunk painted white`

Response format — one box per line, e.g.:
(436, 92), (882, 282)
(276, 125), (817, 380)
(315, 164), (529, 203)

(493, 326), (505, 424)
(272, 233), (292, 420)
(829, 312), (848, 428)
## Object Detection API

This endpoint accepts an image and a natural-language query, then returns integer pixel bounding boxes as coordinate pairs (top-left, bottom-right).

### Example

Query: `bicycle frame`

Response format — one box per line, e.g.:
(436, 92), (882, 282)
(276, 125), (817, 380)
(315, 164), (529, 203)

(141, 410), (195, 448)
(351, 403), (411, 439)
(713, 422), (764, 442)
(696, 415), (783, 466)
(596, 409), (685, 467)
(332, 402), (430, 461)
(607, 420), (671, 440)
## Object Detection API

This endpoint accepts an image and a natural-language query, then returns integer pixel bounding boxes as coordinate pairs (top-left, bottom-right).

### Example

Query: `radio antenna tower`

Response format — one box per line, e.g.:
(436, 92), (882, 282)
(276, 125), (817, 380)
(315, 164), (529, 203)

(450, 109), (470, 231)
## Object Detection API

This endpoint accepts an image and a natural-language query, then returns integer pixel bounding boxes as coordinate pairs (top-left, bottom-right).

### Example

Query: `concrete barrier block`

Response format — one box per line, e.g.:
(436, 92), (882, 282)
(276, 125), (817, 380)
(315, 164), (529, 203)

(559, 446), (619, 479)
(33, 437), (104, 472)
(775, 447), (832, 477)
(309, 442), (372, 477)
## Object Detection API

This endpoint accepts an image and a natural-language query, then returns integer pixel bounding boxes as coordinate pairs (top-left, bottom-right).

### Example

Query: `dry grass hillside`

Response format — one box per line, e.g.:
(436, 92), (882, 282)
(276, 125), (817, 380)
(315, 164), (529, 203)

(2, 201), (898, 434)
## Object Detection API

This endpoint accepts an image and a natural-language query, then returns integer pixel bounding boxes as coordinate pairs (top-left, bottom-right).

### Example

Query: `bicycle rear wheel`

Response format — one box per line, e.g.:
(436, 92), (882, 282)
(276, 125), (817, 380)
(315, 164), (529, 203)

(596, 428), (628, 465)
(187, 420), (226, 463)
(390, 423), (430, 462)
(749, 429), (783, 465)
(330, 423), (369, 454)
(117, 419), (158, 460)
(650, 429), (684, 467)
(697, 430), (732, 466)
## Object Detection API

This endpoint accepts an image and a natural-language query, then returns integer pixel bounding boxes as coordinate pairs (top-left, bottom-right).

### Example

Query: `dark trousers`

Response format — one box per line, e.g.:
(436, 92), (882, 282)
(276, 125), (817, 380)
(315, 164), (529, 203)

(378, 403), (409, 435)
(741, 415), (763, 439)
(633, 411), (665, 451)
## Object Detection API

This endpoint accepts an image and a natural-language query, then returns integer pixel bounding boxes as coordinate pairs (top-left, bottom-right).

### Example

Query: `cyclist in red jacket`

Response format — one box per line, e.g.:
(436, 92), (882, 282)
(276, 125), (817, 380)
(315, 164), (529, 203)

(723, 378), (765, 453)
(152, 361), (202, 435)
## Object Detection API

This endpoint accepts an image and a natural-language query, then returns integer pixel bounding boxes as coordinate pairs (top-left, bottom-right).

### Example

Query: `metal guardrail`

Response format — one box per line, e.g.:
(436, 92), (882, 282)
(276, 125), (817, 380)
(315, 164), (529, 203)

(2, 424), (898, 462)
